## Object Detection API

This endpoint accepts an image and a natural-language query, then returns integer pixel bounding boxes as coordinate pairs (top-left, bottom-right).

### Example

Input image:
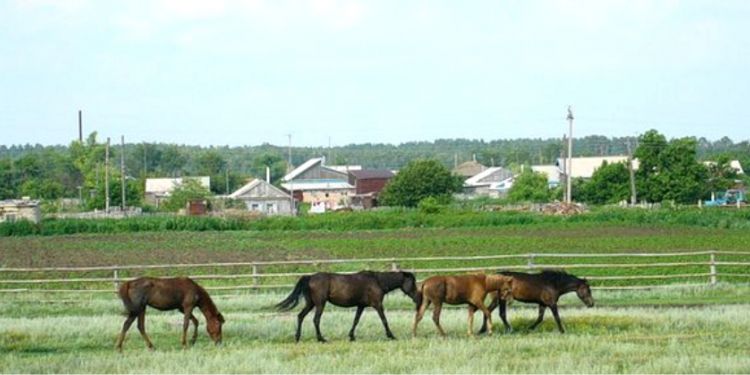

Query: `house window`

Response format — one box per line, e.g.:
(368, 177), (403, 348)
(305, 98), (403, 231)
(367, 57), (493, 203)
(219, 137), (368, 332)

(5, 214), (16, 223)
(251, 203), (259, 211)
(325, 193), (329, 198)
(266, 203), (275, 213)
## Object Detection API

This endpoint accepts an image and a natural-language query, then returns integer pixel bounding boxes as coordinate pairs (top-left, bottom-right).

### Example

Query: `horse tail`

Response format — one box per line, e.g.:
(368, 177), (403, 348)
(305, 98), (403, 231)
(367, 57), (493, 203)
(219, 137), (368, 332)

(276, 275), (311, 311)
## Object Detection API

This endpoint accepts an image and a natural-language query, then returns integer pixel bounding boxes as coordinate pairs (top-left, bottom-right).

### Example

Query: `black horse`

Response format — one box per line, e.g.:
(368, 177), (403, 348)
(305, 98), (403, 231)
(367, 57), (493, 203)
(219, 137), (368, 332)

(478, 270), (594, 334)
(276, 271), (417, 342)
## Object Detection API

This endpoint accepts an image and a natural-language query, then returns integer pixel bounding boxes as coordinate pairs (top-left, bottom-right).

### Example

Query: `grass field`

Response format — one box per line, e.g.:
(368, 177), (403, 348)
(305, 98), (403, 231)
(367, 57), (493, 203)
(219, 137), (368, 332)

(1, 288), (750, 373)
(1, 221), (750, 372)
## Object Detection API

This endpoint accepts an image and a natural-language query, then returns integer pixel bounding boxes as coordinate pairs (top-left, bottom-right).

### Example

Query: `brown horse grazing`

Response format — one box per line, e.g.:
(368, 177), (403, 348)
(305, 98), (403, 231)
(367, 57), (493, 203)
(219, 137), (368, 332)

(276, 271), (417, 342)
(412, 274), (513, 337)
(116, 277), (225, 351)
(478, 270), (594, 334)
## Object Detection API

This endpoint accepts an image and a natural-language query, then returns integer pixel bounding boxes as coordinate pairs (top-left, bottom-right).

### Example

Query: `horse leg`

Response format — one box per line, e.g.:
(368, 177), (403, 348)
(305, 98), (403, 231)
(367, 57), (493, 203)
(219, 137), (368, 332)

(181, 307), (194, 348)
(136, 311), (155, 350)
(432, 301), (446, 337)
(313, 301), (327, 343)
(498, 299), (512, 333)
(479, 292), (499, 334)
(189, 314), (199, 345)
(348, 306), (365, 341)
(475, 300), (493, 336)
(529, 305), (546, 330)
(412, 299), (430, 338)
(550, 305), (565, 333)
(467, 305), (477, 337)
(116, 314), (137, 352)
(295, 301), (314, 342)
(374, 303), (396, 340)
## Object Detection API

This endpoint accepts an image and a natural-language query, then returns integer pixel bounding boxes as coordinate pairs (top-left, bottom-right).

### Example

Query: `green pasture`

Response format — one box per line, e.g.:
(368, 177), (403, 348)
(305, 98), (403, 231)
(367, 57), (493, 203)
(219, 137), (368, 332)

(1, 288), (749, 373)
(2, 223), (749, 291)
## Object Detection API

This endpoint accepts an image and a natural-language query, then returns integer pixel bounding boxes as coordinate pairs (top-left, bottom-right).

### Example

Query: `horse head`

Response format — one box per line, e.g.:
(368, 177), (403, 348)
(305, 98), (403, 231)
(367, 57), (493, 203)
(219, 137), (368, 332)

(576, 279), (595, 307)
(207, 312), (225, 345)
(400, 272), (418, 302)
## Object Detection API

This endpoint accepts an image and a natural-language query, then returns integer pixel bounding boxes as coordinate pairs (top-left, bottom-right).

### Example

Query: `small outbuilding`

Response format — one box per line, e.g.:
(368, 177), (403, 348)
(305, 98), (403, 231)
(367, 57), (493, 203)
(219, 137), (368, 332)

(0, 199), (41, 224)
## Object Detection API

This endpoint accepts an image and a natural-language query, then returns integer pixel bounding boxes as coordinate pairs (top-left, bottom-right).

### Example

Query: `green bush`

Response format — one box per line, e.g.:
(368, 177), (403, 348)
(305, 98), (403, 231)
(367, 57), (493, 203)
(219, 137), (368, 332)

(3, 206), (750, 237)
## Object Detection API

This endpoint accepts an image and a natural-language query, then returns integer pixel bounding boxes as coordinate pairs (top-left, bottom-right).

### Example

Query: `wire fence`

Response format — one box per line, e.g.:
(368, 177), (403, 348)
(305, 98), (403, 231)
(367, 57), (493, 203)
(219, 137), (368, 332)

(1, 250), (749, 293)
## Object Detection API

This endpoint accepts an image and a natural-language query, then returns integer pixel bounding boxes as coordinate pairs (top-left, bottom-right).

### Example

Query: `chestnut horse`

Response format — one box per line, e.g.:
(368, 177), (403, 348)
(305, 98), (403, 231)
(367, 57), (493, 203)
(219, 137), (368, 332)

(412, 274), (513, 337)
(116, 277), (225, 351)
(276, 271), (417, 342)
(478, 270), (594, 334)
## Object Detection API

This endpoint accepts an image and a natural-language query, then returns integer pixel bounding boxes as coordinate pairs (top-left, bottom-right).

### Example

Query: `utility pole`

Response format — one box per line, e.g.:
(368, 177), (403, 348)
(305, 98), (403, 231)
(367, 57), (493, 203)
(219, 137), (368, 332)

(287, 134), (295, 215)
(78, 110), (83, 142)
(120, 136), (126, 210)
(566, 106), (574, 204)
(143, 142), (147, 176)
(105, 137), (110, 213)
(225, 166), (229, 194)
(561, 134), (567, 203)
(626, 139), (637, 205)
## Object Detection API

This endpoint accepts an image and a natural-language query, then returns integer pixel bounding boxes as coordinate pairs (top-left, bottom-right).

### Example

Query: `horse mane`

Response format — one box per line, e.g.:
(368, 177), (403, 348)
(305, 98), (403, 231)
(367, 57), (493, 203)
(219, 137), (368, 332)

(372, 271), (412, 291)
(537, 270), (583, 288)
(194, 281), (222, 320)
(498, 269), (583, 289)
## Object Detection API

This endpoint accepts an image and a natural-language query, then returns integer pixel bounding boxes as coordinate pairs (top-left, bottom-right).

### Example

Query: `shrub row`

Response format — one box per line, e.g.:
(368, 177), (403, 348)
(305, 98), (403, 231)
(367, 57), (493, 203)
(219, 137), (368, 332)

(2, 207), (750, 237)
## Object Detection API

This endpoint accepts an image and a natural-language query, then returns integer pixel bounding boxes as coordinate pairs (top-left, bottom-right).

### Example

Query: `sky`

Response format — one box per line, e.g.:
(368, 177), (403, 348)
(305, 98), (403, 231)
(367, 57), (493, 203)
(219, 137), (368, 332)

(1, 0), (749, 147)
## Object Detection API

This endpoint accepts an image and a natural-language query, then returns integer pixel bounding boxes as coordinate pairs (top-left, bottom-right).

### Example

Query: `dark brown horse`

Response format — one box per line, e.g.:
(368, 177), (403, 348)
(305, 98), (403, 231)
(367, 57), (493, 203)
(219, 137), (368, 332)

(478, 270), (594, 334)
(116, 277), (225, 351)
(276, 271), (417, 342)
(412, 274), (513, 337)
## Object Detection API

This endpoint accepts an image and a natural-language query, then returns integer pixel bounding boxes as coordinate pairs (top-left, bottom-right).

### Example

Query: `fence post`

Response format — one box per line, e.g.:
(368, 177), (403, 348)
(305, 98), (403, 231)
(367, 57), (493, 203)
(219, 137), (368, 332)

(527, 254), (535, 270)
(113, 269), (120, 291)
(252, 265), (259, 289)
(709, 251), (717, 285)
(391, 261), (398, 271)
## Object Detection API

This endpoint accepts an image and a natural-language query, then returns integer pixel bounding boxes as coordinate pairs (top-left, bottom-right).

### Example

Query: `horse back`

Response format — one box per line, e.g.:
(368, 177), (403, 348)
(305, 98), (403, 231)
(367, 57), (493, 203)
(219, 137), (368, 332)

(120, 277), (198, 312)
(503, 273), (556, 303)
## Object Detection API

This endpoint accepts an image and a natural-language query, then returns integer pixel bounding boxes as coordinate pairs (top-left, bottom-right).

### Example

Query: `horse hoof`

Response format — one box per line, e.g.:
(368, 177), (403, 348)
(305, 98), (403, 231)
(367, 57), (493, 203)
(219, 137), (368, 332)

(317, 338), (327, 343)
(387, 335), (397, 340)
(349, 336), (356, 342)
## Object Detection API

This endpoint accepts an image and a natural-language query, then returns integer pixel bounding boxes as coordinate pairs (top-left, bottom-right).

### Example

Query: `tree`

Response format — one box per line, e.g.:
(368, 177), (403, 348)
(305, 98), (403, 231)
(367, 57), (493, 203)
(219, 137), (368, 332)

(250, 153), (286, 183)
(162, 178), (212, 212)
(507, 170), (551, 203)
(635, 130), (708, 204)
(380, 159), (462, 207)
(577, 161), (630, 204)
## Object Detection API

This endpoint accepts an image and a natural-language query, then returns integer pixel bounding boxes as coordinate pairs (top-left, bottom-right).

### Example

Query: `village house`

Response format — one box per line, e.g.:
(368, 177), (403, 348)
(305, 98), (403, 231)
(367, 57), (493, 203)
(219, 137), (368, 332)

(281, 157), (355, 212)
(531, 165), (562, 188)
(556, 156), (639, 179)
(348, 169), (395, 209)
(228, 178), (293, 216)
(0, 198), (41, 224)
(462, 167), (515, 198)
(453, 159), (487, 179)
(144, 176), (211, 207)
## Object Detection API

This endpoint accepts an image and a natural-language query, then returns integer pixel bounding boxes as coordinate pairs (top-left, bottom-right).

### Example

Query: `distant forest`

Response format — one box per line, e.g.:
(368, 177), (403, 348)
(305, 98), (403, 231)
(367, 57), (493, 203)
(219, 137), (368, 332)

(1, 133), (748, 202)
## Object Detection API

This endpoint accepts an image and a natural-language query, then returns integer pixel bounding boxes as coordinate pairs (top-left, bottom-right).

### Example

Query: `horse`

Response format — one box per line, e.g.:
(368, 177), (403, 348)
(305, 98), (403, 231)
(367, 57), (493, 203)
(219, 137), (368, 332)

(478, 270), (594, 334)
(115, 277), (225, 351)
(276, 271), (417, 342)
(412, 273), (514, 337)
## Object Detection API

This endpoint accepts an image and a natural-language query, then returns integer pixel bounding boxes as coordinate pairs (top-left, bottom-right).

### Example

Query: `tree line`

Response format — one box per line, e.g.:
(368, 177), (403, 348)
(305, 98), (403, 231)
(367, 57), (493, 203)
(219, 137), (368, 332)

(0, 131), (748, 208)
